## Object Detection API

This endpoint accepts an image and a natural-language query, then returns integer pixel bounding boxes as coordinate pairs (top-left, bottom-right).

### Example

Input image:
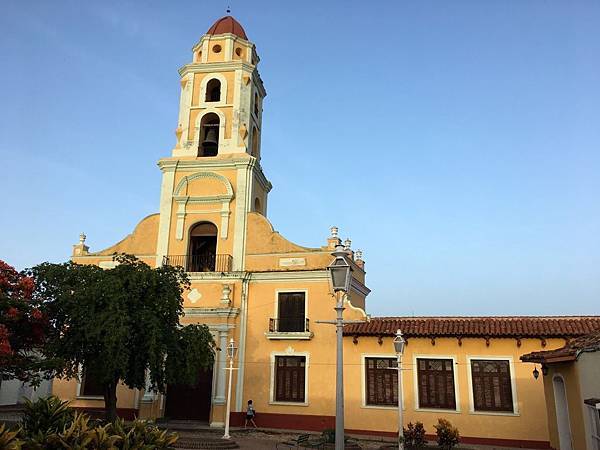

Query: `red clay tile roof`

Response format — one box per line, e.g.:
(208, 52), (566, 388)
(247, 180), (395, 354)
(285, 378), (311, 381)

(521, 330), (600, 363)
(344, 316), (600, 339)
(207, 16), (248, 40)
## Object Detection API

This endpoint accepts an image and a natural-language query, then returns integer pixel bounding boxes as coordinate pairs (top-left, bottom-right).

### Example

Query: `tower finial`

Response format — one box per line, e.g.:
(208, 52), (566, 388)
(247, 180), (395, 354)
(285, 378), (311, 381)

(226, 6), (231, 14)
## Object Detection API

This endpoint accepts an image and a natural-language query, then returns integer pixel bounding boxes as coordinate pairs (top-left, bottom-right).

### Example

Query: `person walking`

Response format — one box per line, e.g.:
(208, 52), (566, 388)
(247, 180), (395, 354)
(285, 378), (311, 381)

(245, 399), (257, 428)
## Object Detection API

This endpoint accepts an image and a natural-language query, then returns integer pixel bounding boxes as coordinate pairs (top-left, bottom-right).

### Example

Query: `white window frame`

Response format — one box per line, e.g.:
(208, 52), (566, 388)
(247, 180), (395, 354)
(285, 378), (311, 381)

(466, 355), (520, 416)
(200, 73), (228, 107)
(361, 353), (405, 410)
(412, 354), (461, 413)
(269, 351), (310, 406)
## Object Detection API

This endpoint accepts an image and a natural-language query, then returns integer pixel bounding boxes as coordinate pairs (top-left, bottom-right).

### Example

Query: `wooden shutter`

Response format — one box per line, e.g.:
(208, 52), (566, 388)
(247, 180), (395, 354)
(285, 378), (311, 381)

(365, 358), (398, 406)
(471, 360), (514, 412)
(275, 356), (306, 402)
(277, 293), (305, 332)
(417, 358), (456, 409)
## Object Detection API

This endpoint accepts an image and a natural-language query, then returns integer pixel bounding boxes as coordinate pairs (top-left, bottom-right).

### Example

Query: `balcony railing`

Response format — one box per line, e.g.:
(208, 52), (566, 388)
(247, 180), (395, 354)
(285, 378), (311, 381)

(163, 254), (232, 273)
(269, 317), (310, 333)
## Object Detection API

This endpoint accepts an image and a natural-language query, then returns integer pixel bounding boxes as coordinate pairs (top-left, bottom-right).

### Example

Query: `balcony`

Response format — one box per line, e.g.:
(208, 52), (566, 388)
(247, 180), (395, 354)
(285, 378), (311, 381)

(163, 254), (232, 273)
(266, 317), (313, 340)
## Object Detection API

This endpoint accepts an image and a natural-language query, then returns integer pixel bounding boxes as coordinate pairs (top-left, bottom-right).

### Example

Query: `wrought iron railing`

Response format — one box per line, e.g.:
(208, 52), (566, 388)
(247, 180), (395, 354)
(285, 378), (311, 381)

(162, 254), (232, 273)
(269, 317), (310, 333)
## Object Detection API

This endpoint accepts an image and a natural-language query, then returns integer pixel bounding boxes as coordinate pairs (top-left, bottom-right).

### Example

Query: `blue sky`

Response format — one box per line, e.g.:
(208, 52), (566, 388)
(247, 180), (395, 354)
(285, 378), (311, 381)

(1, 1), (599, 316)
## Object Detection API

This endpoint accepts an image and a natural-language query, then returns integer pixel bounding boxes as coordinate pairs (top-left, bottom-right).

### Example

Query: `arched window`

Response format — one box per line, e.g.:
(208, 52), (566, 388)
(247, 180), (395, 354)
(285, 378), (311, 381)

(254, 197), (262, 214)
(251, 126), (259, 157)
(205, 79), (221, 102)
(188, 222), (218, 272)
(254, 92), (259, 116)
(199, 113), (219, 157)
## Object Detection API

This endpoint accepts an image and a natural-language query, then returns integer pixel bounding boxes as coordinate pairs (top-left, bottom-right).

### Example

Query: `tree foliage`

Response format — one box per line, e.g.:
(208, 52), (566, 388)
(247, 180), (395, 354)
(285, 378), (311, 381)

(0, 259), (53, 383)
(29, 254), (216, 421)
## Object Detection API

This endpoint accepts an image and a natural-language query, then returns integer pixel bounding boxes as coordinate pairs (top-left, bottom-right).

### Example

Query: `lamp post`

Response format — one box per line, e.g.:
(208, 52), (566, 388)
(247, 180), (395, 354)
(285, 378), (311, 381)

(223, 338), (237, 439)
(327, 244), (352, 450)
(392, 330), (406, 450)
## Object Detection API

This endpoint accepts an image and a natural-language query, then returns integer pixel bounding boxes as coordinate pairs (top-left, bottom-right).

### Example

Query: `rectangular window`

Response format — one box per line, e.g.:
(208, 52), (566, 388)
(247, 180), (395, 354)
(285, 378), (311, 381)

(81, 367), (104, 397)
(274, 356), (306, 403)
(470, 359), (514, 412)
(365, 357), (398, 406)
(277, 292), (306, 332)
(417, 358), (456, 410)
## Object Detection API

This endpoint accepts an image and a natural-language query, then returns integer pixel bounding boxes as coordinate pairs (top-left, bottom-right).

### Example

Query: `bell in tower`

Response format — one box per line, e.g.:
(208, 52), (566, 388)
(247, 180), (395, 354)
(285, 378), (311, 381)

(199, 113), (220, 157)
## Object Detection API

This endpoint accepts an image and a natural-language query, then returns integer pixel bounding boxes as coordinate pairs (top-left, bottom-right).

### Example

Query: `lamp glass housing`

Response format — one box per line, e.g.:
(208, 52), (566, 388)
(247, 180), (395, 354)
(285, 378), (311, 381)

(328, 246), (352, 293)
(226, 339), (237, 359)
(393, 330), (406, 355)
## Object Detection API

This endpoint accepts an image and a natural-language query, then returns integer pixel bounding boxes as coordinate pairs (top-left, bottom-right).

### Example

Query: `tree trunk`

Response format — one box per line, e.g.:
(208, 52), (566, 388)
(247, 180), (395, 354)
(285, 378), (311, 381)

(104, 380), (118, 422)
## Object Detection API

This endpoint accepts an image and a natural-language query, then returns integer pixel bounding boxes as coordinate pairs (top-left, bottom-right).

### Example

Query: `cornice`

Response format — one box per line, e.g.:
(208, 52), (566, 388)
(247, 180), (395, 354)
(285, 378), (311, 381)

(192, 34), (255, 52)
(158, 157), (255, 172)
(178, 61), (257, 77)
(158, 157), (272, 191)
(249, 270), (330, 282)
(184, 307), (240, 318)
(253, 162), (273, 192)
(351, 278), (371, 297)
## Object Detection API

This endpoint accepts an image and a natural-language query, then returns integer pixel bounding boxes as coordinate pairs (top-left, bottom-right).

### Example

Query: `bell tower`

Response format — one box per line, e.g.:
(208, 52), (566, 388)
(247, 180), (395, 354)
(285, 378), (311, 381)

(156, 16), (272, 271)
(174, 15), (266, 160)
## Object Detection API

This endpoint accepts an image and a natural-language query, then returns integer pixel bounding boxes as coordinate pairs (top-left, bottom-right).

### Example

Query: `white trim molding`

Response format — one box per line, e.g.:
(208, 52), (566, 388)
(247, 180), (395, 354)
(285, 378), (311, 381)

(173, 171), (234, 240)
(412, 353), (461, 413)
(465, 355), (520, 416)
(199, 73), (229, 108)
(269, 350), (310, 407)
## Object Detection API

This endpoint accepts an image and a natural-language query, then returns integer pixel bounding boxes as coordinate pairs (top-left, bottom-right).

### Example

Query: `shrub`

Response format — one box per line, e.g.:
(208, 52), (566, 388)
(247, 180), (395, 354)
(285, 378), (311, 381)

(433, 419), (459, 450)
(402, 421), (427, 448)
(0, 424), (22, 450)
(17, 397), (178, 449)
(111, 418), (178, 449)
(21, 396), (75, 436)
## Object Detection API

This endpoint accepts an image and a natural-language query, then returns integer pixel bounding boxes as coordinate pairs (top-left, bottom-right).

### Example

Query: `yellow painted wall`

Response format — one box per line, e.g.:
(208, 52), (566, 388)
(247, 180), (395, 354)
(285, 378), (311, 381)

(191, 72), (236, 107)
(241, 280), (338, 417)
(206, 39), (226, 63)
(52, 378), (139, 410)
(342, 336), (563, 441)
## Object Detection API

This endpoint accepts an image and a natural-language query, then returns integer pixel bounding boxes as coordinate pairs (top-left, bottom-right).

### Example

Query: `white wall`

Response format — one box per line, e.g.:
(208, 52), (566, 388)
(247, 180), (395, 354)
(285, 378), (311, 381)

(0, 377), (52, 405)
(577, 351), (600, 450)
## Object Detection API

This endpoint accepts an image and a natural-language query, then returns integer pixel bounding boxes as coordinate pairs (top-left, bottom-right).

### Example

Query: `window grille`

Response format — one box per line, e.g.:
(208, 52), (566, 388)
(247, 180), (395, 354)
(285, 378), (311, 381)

(417, 358), (456, 409)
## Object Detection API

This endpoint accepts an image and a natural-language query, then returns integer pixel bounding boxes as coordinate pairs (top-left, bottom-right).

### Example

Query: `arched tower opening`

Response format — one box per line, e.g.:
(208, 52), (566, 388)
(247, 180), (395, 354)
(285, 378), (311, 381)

(254, 197), (262, 214)
(188, 222), (218, 272)
(205, 79), (221, 102)
(251, 126), (259, 158)
(199, 113), (220, 157)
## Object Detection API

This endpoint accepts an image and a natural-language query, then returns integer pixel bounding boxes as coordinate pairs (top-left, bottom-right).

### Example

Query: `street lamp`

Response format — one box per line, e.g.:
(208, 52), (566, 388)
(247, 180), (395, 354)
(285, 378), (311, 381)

(327, 244), (353, 450)
(223, 338), (237, 439)
(393, 330), (406, 450)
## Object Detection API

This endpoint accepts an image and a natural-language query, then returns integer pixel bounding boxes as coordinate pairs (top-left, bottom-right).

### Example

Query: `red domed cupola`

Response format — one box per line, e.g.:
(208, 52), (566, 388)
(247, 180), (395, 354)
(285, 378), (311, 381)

(206, 16), (248, 40)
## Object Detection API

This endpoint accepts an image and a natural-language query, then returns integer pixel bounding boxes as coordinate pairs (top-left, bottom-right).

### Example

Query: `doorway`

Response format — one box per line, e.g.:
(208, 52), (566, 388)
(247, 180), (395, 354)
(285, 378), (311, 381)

(164, 366), (213, 421)
(552, 375), (573, 450)
(188, 222), (217, 272)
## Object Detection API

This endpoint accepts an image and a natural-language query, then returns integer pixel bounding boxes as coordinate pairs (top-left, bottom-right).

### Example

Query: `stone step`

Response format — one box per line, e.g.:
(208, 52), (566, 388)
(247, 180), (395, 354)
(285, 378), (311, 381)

(174, 437), (239, 449)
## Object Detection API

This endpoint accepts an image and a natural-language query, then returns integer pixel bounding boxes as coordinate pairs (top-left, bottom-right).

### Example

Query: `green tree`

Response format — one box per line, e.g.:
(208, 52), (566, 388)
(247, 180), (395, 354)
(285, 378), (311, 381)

(29, 254), (215, 422)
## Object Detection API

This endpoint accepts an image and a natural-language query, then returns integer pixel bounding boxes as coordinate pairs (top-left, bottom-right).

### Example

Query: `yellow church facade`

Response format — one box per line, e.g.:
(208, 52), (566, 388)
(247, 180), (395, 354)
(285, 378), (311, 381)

(56, 16), (600, 447)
